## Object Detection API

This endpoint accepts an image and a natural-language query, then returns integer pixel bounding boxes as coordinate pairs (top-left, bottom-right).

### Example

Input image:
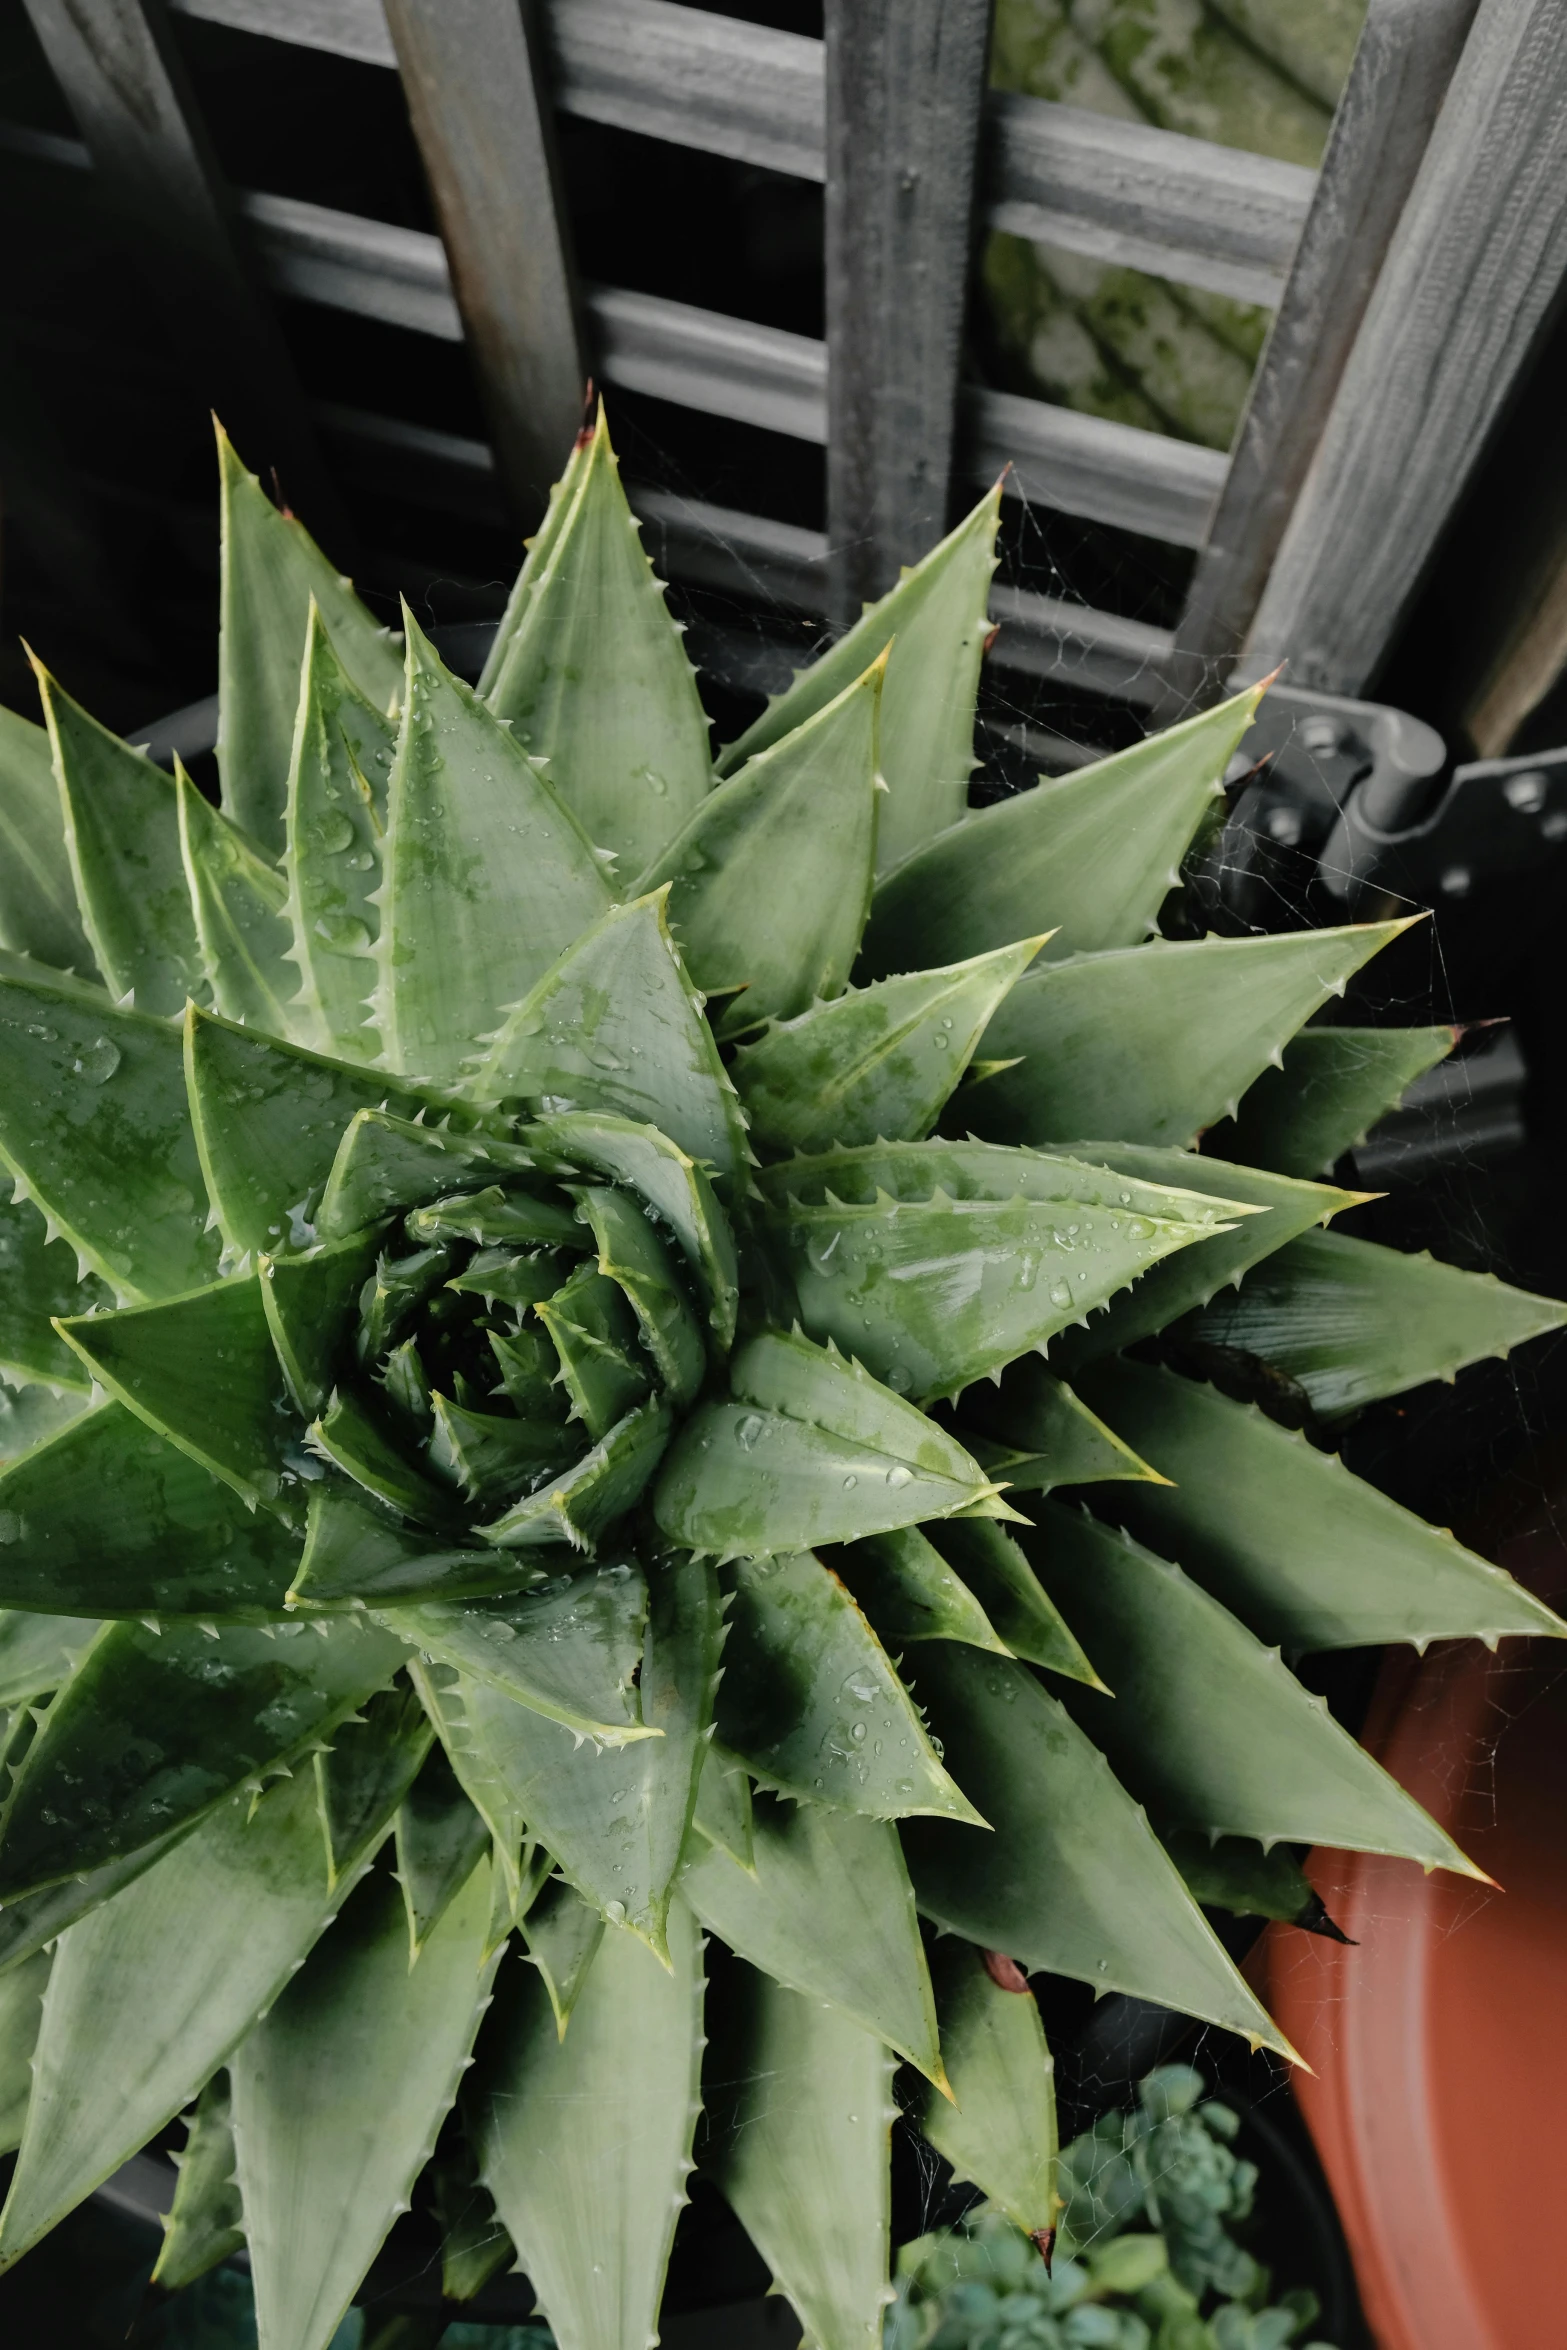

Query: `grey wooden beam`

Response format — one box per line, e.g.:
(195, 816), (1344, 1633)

(1165, 0), (1479, 709)
(823, 0), (994, 615)
(381, 0), (586, 527)
(171, 0), (1320, 308)
(984, 94), (1312, 308)
(1239, 0), (1567, 697)
(19, 0), (346, 537)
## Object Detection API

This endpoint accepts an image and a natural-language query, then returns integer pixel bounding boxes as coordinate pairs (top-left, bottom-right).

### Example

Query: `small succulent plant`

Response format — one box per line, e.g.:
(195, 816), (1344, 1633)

(0, 411), (1559, 2350)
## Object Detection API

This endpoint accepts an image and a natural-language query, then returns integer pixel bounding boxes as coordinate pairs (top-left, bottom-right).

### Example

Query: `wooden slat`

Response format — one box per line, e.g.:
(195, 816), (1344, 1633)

(0, 112), (1218, 550)
(169, 0), (1317, 307)
(823, 0), (994, 613)
(381, 0), (586, 526)
(20, 0), (346, 536)
(1166, 0), (1479, 706)
(984, 93), (1312, 308)
(1241, 0), (1567, 696)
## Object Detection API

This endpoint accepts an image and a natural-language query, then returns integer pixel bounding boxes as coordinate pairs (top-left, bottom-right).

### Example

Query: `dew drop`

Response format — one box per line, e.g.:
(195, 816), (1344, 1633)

(842, 1474), (857, 1491)
(75, 1037), (121, 1084)
(885, 1364), (913, 1394)
(315, 810), (356, 853)
(886, 1464), (912, 1489)
(1049, 1281), (1072, 1309)
(735, 1413), (764, 1451)
(807, 1229), (844, 1277)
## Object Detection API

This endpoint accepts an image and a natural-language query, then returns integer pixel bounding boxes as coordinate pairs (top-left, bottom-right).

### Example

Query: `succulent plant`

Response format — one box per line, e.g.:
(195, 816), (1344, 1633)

(0, 410), (1559, 2350)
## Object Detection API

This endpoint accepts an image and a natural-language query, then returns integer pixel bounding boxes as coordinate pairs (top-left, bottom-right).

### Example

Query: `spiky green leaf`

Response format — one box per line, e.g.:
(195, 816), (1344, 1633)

(477, 427), (592, 698)
(0, 1402), (299, 1618)
(394, 1744), (492, 1958)
(0, 975), (218, 1301)
(259, 1231), (381, 1420)
(1029, 1501), (1476, 1873)
(638, 659), (883, 1037)
(0, 1192), (108, 1391)
(151, 2074), (246, 2291)
(862, 682), (1263, 978)
(716, 1549), (985, 1824)
(968, 923), (1411, 1149)
(926, 1519), (1102, 1686)
(831, 1524), (1008, 1655)
(901, 1645), (1290, 2053)
(520, 1876), (606, 2038)
(37, 665), (203, 1015)
(375, 613), (612, 1084)
(1215, 1022), (1456, 1177)
(1178, 1226), (1567, 1415)
(176, 763), (296, 1037)
(217, 424), (401, 856)
(0, 702), (97, 974)
(0, 1607), (96, 1706)
(0, 1763), (373, 2267)
(474, 1893), (705, 2350)
(0, 1949), (47, 2156)
(314, 1683), (435, 1888)
(233, 1858), (495, 2350)
(732, 937), (1044, 1157)
(958, 1359), (1163, 1493)
(380, 1565), (654, 1746)
(690, 1742), (753, 1870)
(919, 1940), (1057, 2239)
(0, 1616), (406, 1898)
(681, 1791), (943, 2083)
(718, 485), (1000, 875)
(1048, 1146), (1364, 1374)
(59, 1274), (298, 1514)
(704, 1963), (895, 2350)
(480, 1397), (672, 1553)
(1078, 1356), (1567, 1652)
(573, 1184), (707, 1409)
(281, 604), (396, 1064)
(468, 891), (747, 1184)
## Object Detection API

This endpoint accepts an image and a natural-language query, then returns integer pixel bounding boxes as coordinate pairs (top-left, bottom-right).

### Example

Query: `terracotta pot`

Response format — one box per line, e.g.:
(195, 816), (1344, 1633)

(1260, 1520), (1567, 2350)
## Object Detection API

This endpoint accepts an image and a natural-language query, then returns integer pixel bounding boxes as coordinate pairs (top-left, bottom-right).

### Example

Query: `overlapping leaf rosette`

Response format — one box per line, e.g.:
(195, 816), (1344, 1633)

(0, 414), (1560, 2350)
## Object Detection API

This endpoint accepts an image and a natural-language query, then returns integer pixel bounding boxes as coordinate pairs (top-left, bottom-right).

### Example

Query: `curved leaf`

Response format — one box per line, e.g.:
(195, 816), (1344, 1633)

(0, 1192), (109, 1391)
(380, 1564), (655, 1746)
(717, 483), (1000, 875)
(900, 1644), (1290, 2054)
(282, 603), (396, 1064)
(1213, 1022), (1456, 1178)
(968, 923), (1410, 1150)
(0, 1381), (90, 1466)
(0, 1763), (370, 2268)
(0, 1607), (97, 1706)
(1080, 1355), (1567, 1652)
(468, 891), (747, 1185)
(958, 1359), (1163, 1493)
(474, 1892), (705, 2350)
(487, 408), (712, 880)
(0, 1401), (298, 1619)
(656, 1330), (1009, 1558)
(58, 1274), (298, 1514)
(537, 1261), (652, 1440)
(314, 1682), (435, 1889)
(861, 682), (1263, 978)
(831, 1525), (1008, 1655)
(526, 1111), (739, 1351)
(259, 1230), (381, 1419)
(520, 1875), (607, 2037)
(763, 1168), (1229, 1403)
(574, 1184), (706, 1409)
(638, 657), (883, 1037)
(1030, 1501), (1477, 1873)
(176, 766), (295, 1037)
(184, 1004), (447, 1259)
(0, 1949), (47, 2156)
(919, 1941), (1057, 2239)
(394, 1744), (491, 1958)
(731, 937), (1044, 1157)
(288, 1484), (523, 1612)
(479, 1397), (672, 1553)
(316, 1107), (537, 1242)
(477, 425), (592, 697)
(373, 611), (612, 1084)
(716, 1549), (985, 1825)
(691, 1743), (753, 1869)
(0, 1616), (407, 1898)
(704, 1962), (896, 2350)
(753, 1136), (1242, 1225)
(1048, 1145), (1364, 1374)
(680, 1791), (943, 2084)
(0, 974), (218, 1302)
(36, 663), (202, 1015)
(927, 1519), (1101, 1686)
(217, 423), (401, 857)
(233, 1858), (496, 2350)
(437, 1549), (718, 1955)
(151, 2074), (245, 2291)
(0, 701), (97, 974)
(1177, 1225), (1567, 1415)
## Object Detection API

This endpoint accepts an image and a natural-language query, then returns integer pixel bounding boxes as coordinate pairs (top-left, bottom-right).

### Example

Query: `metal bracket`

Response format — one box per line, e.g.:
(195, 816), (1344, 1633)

(1318, 742), (1567, 914)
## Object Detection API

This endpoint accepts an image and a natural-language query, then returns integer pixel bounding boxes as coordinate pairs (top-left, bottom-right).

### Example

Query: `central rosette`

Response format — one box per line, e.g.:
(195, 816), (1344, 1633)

(287, 1145), (712, 1588)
